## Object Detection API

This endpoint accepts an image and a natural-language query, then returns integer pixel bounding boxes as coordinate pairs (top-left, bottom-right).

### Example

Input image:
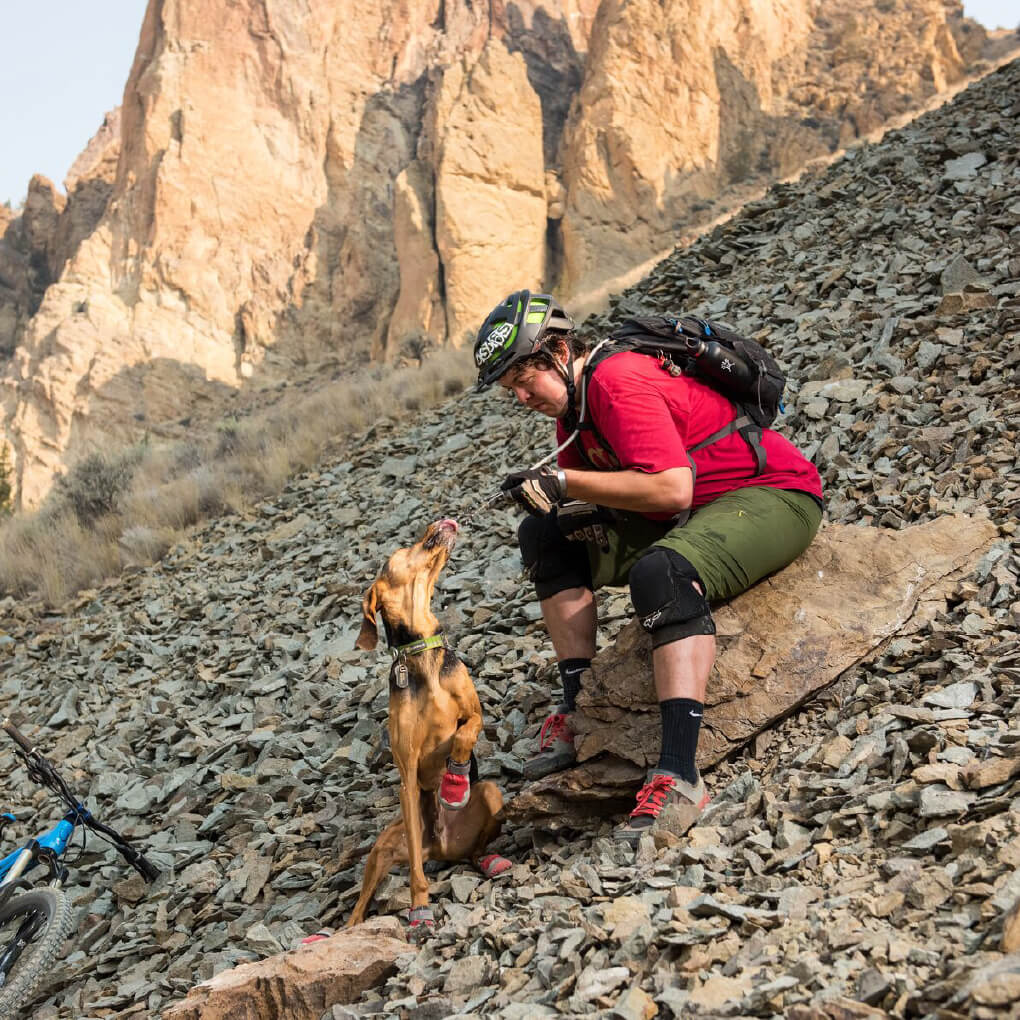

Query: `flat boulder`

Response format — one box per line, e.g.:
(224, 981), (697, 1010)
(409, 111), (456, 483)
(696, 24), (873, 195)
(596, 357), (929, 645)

(162, 917), (407, 1020)
(509, 515), (996, 824)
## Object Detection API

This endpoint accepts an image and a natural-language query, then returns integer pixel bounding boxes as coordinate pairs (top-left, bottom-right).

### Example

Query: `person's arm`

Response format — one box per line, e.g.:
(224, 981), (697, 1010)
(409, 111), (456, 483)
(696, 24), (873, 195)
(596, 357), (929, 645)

(561, 466), (692, 514)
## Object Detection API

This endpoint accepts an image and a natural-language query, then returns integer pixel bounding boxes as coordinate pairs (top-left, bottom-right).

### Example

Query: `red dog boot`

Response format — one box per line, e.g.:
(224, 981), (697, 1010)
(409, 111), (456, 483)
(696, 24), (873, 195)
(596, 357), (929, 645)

(475, 853), (512, 879)
(439, 758), (471, 810)
(408, 905), (435, 940)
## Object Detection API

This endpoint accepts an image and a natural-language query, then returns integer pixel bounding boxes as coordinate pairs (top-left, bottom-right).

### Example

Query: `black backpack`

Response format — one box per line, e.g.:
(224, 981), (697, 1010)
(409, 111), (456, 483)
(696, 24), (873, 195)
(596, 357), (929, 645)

(574, 315), (786, 476)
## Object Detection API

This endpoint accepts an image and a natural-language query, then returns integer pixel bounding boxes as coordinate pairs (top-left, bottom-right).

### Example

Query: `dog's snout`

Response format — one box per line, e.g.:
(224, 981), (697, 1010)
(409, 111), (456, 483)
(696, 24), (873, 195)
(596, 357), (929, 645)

(422, 518), (458, 550)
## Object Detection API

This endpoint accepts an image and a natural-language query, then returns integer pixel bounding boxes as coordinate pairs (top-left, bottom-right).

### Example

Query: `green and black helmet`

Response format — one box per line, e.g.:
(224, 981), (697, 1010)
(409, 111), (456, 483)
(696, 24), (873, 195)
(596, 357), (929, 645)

(473, 291), (574, 391)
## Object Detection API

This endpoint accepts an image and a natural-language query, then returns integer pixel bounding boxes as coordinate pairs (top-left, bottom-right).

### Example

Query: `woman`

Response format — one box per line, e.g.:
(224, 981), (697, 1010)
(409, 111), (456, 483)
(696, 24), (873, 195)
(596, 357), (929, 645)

(474, 290), (823, 843)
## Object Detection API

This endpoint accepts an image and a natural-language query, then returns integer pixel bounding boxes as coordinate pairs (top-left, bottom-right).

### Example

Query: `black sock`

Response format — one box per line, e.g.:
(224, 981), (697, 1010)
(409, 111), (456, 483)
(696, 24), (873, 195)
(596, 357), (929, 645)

(657, 698), (703, 784)
(558, 658), (590, 712)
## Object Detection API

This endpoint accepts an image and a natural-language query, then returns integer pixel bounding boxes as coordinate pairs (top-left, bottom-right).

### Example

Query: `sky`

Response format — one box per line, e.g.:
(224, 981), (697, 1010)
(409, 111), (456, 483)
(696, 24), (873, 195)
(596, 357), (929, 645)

(0, 1), (1017, 207)
(0, 1), (147, 206)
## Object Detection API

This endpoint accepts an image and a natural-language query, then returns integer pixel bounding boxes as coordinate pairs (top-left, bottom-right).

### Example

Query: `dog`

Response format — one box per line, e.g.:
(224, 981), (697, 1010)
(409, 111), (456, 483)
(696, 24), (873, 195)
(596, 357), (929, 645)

(347, 518), (509, 933)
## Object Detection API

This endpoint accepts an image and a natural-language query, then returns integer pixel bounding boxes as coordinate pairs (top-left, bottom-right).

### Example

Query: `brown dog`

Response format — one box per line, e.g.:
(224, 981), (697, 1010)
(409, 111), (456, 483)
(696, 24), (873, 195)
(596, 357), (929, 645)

(347, 518), (508, 933)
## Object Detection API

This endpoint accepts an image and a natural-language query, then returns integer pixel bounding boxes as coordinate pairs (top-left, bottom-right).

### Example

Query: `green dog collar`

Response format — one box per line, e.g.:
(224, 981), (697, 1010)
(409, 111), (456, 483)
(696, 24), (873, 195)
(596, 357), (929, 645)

(392, 634), (447, 659)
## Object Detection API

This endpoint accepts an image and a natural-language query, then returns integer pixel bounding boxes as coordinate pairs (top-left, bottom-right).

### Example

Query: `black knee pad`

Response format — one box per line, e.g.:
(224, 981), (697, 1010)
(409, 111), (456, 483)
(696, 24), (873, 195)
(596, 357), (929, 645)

(629, 547), (715, 647)
(518, 514), (593, 600)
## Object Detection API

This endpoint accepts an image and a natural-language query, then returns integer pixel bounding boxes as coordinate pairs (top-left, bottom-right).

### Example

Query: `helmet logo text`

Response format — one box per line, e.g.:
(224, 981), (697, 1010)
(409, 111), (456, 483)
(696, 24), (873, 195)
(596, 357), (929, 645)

(475, 321), (515, 366)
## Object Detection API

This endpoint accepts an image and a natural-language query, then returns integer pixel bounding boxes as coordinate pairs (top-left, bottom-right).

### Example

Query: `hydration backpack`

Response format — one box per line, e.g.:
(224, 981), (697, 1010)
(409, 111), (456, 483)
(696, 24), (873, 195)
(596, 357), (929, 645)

(575, 315), (786, 476)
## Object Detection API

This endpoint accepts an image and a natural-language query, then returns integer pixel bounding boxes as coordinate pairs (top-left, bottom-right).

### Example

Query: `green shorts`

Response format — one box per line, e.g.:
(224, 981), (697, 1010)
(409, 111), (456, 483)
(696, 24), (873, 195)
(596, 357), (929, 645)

(589, 486), (822, 601)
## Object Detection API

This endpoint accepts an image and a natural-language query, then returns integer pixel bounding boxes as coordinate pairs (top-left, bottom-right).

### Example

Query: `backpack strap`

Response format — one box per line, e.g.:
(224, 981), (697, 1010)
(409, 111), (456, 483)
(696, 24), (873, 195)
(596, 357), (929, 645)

(738, 422), (767, 476)
(688, 414), (767, 476)
(572, 353), (769, 477)
(687, 416), (751, 455)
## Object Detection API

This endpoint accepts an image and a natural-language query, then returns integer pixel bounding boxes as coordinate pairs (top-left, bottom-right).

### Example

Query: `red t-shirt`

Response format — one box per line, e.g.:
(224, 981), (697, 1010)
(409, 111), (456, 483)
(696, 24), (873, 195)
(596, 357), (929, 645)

(555, 352), (822, 520)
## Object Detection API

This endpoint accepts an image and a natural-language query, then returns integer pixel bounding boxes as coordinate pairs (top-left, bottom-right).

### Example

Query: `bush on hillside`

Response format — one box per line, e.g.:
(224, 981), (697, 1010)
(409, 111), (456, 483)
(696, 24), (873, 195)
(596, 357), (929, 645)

(56, 448), (142, 526)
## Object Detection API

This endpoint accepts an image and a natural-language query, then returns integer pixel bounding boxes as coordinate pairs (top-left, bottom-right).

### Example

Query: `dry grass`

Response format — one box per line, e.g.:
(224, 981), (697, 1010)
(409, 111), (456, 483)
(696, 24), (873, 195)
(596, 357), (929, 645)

(0, 348), (474, 607)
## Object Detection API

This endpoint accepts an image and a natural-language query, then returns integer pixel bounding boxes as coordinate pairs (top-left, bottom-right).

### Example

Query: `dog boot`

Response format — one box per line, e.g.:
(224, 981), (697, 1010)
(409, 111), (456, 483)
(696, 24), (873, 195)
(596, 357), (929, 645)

(522, 707), (577, 780)
(439, 758), (471, 810)
(476, 853), (513, 879)
(408, 906), (436, 940)
(613, 769), (710, 846)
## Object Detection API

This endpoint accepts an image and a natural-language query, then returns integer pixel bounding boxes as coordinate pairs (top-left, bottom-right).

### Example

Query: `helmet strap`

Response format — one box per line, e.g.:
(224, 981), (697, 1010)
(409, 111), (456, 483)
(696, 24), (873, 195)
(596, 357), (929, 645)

(557, 348), (578, 428)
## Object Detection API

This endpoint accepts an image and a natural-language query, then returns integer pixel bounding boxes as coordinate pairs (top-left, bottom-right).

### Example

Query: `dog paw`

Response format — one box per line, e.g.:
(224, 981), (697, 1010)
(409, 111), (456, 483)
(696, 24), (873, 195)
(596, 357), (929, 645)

(476, 853), (512, 879)
(408, 906), (436, 941)
(439, 770), (470, 810)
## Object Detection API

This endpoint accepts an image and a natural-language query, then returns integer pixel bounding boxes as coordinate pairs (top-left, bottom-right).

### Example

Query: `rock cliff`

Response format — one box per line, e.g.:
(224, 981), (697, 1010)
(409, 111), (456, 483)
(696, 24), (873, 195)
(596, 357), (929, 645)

(0, 0), (1006, 506)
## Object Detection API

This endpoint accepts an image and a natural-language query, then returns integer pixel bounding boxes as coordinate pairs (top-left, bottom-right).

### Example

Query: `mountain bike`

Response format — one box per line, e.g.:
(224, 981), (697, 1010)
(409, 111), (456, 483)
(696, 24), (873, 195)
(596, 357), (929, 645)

(0, 717), (160, 1018)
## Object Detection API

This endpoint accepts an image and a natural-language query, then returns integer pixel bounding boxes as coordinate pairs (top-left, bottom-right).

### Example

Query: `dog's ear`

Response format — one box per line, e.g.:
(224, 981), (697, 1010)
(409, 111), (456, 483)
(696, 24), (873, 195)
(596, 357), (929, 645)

(355, 583), (379, 651)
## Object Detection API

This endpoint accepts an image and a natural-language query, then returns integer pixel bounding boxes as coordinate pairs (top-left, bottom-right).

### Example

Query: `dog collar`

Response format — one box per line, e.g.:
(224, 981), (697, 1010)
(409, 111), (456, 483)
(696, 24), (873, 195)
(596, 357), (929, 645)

(391, 634), (448, 659)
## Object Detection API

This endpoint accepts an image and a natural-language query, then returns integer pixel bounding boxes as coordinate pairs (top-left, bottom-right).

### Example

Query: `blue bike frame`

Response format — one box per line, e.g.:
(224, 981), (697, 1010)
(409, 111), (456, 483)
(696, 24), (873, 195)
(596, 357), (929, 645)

(0, 811), (80, 892)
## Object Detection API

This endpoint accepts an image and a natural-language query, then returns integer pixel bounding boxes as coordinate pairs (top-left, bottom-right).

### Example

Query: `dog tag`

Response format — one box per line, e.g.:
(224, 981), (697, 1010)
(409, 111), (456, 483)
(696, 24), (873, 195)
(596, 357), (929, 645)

(395, 663), (409, 689)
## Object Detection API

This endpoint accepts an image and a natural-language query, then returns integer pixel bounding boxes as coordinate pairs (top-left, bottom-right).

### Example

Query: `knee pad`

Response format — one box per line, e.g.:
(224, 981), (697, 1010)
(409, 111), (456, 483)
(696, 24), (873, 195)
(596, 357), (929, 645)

(518, 515), (592, 600)
(629, 547), (715, 647)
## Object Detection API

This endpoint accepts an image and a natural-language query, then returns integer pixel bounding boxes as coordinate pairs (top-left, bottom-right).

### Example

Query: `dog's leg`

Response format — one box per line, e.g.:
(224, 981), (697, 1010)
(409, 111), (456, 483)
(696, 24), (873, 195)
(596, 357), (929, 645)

(432, 780), (503, 857)
(466, 781), (505, 856)
(398, 766), (433, 924)
(435, 671), (485, 810)
(391, 694), (435, 930)
(347, 815), (418, 928)
(447, 677), (483, 765)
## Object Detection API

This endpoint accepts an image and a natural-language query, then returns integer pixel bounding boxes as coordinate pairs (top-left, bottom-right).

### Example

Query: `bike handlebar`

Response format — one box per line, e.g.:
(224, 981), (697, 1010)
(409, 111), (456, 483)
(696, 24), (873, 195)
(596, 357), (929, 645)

(2, 717), (36, 756)
(85, 815), (161, 882)
(4, 716), (161, 883)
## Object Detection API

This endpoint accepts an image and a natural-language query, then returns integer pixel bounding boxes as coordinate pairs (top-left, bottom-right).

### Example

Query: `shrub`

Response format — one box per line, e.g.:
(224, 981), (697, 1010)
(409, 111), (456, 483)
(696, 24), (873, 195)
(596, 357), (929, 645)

(56, 449), (141, 526)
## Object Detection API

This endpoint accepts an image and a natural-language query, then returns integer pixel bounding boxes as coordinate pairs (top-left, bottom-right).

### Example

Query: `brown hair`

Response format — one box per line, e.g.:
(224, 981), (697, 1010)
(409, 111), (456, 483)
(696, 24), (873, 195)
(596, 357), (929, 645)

(526, 331), (588, 370)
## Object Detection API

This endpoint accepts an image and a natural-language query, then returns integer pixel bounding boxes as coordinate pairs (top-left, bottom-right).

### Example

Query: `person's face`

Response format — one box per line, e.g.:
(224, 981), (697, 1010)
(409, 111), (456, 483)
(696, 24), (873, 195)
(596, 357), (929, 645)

(498, 359), (569, 418)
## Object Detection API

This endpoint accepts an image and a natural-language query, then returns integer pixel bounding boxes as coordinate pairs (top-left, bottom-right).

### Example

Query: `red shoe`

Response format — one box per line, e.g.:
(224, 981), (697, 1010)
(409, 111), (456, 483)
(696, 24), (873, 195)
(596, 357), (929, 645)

(614, 771), (709, 845)
(522, 707), (577, 780)
(439, 758), (470, 810)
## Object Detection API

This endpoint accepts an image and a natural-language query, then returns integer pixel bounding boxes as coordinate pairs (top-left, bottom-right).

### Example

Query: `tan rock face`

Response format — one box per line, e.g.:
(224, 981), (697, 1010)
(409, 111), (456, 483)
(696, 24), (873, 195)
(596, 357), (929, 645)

(0, 0), (994, 506)
(161, 916), (407, 1020)
(558, 0), (969, 295)
(433, 40), (547, 346)
(385, 161), (445, 359)
(508, 514), (997, 825)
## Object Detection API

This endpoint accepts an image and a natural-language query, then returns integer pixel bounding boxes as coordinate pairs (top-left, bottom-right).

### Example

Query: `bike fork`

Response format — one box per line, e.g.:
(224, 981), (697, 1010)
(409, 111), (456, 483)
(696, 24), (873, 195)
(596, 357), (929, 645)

(0, 908), (46, 987)
(0, 845), (35, 892)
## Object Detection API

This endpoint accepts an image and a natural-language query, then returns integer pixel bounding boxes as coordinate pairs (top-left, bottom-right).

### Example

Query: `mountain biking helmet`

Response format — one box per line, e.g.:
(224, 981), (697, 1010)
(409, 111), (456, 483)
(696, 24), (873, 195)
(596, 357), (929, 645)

(473, 291), (575, 391)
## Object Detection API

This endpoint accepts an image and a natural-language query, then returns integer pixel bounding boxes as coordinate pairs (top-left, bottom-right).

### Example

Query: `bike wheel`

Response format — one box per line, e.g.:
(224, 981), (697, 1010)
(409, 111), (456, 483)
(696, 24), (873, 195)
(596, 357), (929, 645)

(0, 887), (75, 1019)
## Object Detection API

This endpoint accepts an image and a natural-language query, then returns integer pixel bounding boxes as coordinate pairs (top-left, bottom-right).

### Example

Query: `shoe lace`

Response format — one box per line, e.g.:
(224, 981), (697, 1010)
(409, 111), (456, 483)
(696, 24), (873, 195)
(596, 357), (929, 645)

(630, 774), (676, 818)
(538, 712), (568, 750)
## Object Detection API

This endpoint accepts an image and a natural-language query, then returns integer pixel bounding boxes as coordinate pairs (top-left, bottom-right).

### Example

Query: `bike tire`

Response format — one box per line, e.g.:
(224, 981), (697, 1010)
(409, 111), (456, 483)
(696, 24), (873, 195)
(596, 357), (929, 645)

(0, 887), (75, 1019)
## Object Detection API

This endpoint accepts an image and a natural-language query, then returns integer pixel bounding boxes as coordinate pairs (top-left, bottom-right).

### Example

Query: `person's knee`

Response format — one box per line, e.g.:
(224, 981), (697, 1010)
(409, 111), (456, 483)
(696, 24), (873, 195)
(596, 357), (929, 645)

(518, 515), (592, 599)
(629, 546), (715, 648)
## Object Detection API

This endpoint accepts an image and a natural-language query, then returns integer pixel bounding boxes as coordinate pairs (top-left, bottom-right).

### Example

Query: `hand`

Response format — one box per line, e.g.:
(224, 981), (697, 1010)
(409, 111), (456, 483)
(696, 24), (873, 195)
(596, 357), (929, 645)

(499, 467), (565, 516)
(555, 500), (613, 550)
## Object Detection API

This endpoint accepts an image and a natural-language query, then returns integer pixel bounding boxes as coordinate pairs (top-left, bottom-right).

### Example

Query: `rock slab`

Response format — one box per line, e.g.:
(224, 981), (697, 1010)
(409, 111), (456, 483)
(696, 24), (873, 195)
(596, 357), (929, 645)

(161, 917), (407, 1020)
